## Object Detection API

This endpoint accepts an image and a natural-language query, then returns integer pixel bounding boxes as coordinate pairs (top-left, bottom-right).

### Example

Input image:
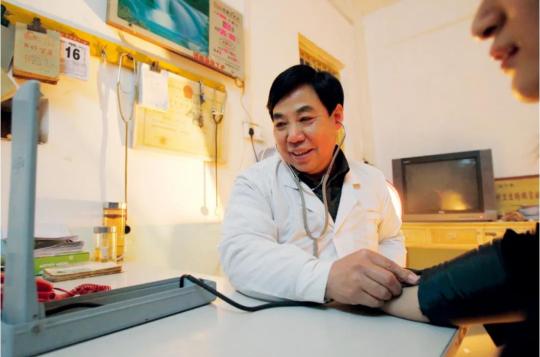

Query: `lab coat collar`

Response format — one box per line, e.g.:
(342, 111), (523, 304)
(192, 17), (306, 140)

(277, 157), (303, 190)
(277, 156), (362, 229)
(277, 158), (324, 217)
(278, 149), (349, 191)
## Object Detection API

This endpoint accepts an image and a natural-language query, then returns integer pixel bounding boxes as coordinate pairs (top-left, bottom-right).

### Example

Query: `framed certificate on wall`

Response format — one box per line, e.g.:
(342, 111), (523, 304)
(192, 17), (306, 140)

(107, 0), (244, 79)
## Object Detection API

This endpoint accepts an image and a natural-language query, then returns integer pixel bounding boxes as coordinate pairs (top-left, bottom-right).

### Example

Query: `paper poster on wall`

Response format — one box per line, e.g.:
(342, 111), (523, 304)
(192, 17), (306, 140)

(138, 62), (169, 111)
(495, 175), (539, 220)
(134, 72), (226, 161)
(107, 0), (243, 79)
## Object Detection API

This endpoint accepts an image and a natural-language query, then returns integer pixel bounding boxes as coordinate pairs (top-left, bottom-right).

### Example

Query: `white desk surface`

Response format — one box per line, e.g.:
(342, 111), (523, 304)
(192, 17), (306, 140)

(42, 263), (460, 357)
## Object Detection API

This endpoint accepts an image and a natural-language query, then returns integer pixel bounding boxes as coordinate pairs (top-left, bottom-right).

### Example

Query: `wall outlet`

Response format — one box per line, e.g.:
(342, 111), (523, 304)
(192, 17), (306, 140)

(243, 121), (264, 143)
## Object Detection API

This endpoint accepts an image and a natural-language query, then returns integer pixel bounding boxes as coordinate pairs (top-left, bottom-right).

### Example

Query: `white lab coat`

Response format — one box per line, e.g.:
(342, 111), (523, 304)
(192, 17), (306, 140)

(219, 154), (405, 303)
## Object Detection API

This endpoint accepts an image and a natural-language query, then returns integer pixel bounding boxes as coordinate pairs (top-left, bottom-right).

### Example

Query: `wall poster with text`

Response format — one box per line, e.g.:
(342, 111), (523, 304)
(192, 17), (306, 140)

(107, 0), (244, 79)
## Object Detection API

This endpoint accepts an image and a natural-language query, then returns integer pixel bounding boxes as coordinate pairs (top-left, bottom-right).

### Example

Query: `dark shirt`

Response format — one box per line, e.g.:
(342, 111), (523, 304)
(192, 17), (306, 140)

(294, 147), (350, 221)
(486, 224), (539, 357)
(418, 224), (539, 357)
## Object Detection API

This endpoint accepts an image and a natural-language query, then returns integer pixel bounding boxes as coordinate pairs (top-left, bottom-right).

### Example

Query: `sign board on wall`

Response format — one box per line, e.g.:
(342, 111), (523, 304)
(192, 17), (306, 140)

(495, 175), (539, 219)
(107, 0), (244, 79)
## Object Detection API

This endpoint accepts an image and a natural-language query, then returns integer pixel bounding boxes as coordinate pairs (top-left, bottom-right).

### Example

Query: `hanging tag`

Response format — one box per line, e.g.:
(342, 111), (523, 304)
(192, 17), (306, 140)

(137, 62), (169, 111)
(60, 33), (89, 80)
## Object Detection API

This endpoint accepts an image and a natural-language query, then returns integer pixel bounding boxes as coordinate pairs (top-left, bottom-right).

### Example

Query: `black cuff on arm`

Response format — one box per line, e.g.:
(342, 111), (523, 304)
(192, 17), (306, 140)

(417, 238), (515, 326)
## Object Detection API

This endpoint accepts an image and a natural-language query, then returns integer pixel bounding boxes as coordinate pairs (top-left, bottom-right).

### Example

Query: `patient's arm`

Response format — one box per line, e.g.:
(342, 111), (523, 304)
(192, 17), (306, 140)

(381, 286), (429, 322)
(382, 228), (537, 326)
(382, 286), (524, 325)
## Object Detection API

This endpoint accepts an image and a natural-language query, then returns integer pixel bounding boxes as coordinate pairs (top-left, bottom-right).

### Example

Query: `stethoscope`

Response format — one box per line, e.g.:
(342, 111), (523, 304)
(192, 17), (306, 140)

(284, 124), (347, 257)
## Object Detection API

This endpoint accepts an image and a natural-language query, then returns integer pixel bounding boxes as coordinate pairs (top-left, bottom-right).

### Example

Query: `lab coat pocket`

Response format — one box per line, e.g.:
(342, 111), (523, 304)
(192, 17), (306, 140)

(304, 207), (326, 235)
(334, 208), (381, 256)
(357, 209), (382, 247)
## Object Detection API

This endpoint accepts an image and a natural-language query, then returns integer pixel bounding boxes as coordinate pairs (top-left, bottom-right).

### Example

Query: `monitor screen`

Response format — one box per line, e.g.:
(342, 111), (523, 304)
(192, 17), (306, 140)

(403, 158), (481, 214)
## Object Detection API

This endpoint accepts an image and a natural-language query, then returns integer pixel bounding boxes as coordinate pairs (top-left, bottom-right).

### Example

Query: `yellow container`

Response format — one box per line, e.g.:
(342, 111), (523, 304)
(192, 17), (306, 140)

(93, 226), (117, 263)
(103, 202), (127, 262)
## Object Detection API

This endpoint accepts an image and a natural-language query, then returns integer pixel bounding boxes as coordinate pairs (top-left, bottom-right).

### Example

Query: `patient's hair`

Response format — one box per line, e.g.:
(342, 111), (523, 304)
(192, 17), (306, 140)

(266, 64), (344, 118)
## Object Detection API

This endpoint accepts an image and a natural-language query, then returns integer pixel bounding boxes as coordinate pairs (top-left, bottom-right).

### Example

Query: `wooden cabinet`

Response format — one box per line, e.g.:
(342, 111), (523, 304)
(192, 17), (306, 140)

(402, 221), (537, 269)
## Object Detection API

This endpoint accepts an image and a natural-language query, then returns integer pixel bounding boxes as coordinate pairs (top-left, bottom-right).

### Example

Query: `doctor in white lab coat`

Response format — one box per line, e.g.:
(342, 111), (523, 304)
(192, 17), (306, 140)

(220, 65), (419, 307)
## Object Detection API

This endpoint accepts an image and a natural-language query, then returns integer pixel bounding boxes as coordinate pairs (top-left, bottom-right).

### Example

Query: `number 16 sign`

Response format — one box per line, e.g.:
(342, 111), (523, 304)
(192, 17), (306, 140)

(60, 34), (89, 81)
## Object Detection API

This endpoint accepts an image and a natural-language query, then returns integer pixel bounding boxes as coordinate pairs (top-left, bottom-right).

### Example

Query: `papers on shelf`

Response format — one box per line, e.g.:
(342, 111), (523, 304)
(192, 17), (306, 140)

(1, 223), (85, 257)
(33, 223), (84, 257)
(34, 238), (84, 257)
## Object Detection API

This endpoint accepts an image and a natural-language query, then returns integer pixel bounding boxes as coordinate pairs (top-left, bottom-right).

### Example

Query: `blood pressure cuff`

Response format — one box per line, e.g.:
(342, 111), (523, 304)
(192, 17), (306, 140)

(417, 226), (538, 326)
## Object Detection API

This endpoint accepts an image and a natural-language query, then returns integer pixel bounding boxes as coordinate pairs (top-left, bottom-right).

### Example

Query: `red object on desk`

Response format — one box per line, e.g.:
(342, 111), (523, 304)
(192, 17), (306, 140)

(1, 272), (111, 305)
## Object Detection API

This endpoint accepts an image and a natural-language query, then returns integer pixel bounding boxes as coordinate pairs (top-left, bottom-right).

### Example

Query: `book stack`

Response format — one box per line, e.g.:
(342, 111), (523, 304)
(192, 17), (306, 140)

(34, 224), (90, 275)
(34, 235), (90, 275)
(1, 224), (91, 275)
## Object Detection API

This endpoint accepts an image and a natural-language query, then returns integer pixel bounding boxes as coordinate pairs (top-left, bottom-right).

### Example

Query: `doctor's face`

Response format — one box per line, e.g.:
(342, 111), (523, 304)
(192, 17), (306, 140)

(471, 0), (539, 102)
(272, 85), (343, 175)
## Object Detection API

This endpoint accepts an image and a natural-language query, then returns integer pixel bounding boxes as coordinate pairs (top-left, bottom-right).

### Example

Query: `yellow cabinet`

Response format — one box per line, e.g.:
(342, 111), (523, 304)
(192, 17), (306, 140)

(430, 228), (480, 245)
(402, 221), (537, 269)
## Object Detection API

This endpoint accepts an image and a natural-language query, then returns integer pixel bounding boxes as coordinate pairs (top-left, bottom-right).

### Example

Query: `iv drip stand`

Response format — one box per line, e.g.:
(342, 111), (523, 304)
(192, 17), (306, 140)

(1, 81), (216, 357)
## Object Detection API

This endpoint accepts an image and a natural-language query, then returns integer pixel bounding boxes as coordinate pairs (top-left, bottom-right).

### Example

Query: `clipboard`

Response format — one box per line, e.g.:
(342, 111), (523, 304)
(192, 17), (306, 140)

(13, 18), (61, 84)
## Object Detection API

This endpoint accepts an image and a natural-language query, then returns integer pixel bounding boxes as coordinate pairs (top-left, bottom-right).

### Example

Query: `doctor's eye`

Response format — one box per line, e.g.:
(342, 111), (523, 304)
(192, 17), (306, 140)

(299, 116), (315, 123)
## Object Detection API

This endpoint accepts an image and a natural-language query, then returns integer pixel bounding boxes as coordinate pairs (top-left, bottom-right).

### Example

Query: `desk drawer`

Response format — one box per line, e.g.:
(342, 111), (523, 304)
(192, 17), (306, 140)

(402, 228), (429, 245)
(481, 225), (535, 244)
(480, 229), (506, 244)
(431, 229), (480, 244)
(406, 246), (472, 269)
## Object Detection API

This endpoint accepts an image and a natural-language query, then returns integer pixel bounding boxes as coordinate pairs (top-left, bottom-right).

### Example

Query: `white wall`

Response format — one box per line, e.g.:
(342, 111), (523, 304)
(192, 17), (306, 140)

(243, 0), (365, 161)
(1, 0), (364, 274)
(358, 0), (539, 179)
(6, 0), (533, 274)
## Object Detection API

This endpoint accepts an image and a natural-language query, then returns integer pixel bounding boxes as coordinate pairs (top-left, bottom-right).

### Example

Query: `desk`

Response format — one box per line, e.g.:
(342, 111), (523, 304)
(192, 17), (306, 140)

(42, 264), (461, 357)
(403, 221), (537, 269)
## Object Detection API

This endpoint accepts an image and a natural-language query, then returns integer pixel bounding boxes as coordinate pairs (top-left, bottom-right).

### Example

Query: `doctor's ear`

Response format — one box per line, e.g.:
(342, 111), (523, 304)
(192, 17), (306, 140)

(331, 104), (344, 127)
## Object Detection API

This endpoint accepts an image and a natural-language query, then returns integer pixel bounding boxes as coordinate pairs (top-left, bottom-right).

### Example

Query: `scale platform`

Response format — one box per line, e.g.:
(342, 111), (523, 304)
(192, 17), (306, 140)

(1, 81), (216, 357)
(3, 276), (216, 356)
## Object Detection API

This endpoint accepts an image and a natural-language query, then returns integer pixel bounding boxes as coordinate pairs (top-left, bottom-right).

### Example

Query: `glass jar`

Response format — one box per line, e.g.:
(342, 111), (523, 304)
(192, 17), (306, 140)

(103, 202), (127, 262)
(93, 226), (117, 263)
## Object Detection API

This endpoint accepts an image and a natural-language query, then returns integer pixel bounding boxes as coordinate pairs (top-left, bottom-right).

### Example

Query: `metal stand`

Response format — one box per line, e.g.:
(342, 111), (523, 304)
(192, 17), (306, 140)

(1, 81), (216, 357)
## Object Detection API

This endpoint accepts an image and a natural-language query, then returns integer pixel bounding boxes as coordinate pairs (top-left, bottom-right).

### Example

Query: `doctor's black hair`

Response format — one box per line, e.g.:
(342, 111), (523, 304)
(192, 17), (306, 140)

(266, 64), (344, 119)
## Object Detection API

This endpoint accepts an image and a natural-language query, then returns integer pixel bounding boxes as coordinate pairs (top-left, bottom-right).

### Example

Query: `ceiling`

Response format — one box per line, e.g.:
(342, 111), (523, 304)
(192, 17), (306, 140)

(328, 0), (399, 23)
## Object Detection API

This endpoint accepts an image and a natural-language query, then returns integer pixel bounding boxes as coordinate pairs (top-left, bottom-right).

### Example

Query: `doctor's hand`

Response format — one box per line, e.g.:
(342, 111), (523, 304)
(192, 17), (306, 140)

(325, 249), (420, 307)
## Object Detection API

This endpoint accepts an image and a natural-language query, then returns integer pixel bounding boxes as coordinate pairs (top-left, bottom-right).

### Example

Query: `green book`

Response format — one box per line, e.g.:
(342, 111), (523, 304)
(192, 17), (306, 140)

(34, 251), (90, 275)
